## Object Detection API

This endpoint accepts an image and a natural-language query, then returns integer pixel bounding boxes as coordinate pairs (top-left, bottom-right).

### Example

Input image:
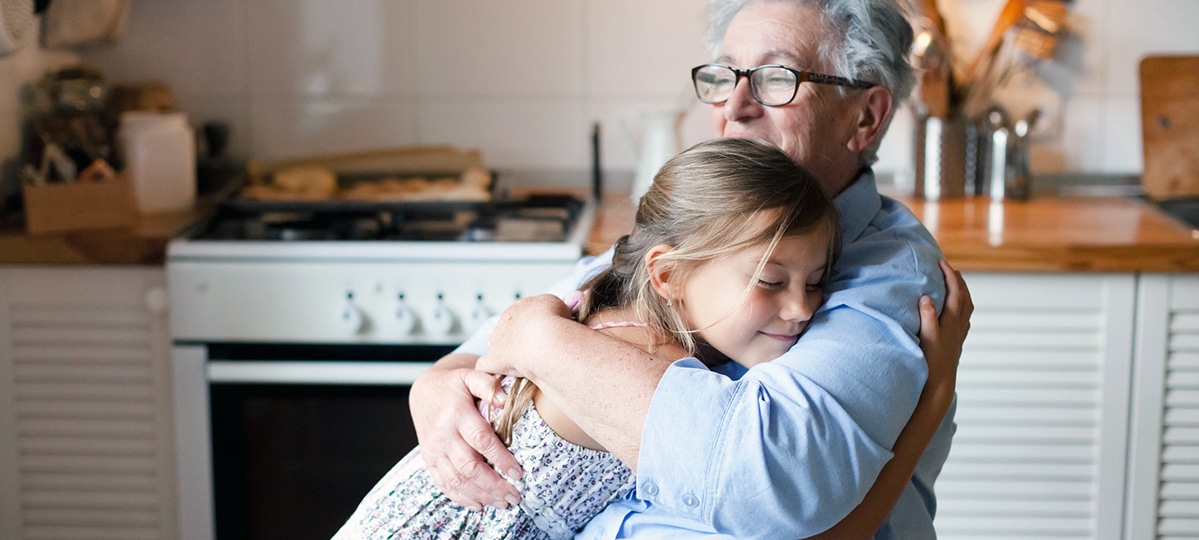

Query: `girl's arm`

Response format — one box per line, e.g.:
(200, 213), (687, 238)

(805, 259), (972, 540)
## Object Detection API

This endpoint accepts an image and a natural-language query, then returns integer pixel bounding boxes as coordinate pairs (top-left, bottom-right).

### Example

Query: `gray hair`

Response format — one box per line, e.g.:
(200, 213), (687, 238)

(705, 0), (916, 164)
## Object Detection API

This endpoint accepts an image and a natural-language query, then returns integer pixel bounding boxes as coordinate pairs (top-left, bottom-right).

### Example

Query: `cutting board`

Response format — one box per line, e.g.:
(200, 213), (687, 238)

(1141, 55), (1199, 199)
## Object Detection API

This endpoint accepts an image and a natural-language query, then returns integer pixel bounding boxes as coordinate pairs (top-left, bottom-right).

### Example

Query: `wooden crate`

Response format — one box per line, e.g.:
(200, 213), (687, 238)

(23, 178), (135, 235)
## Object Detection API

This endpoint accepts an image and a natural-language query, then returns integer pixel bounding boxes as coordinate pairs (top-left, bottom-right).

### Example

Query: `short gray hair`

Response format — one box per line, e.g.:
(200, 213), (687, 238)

(705, 0), (916, 164)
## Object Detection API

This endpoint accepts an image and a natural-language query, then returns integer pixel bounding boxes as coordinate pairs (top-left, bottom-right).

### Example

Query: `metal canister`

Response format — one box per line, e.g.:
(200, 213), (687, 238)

(913, 115), (967, 200)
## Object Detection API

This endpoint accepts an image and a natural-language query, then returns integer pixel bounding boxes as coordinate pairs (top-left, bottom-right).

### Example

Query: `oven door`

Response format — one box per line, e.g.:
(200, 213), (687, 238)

(172, 343), (452, 540)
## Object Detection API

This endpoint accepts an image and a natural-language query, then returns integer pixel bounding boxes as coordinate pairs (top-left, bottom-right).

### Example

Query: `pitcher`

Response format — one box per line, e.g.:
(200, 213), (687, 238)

(627, 108), (685, 204)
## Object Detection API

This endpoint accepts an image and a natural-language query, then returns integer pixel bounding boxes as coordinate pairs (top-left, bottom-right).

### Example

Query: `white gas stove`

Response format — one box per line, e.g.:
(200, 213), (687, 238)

(168, 194), (595, 345)
(166, 191), (597, 540)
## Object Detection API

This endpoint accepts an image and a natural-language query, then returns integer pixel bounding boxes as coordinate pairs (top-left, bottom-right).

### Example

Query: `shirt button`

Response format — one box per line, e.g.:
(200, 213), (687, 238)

(643, 481), (659, 496)
(683, 493), (700, 507)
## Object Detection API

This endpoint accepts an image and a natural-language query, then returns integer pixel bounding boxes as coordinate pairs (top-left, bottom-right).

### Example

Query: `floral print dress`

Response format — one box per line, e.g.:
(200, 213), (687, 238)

(333, 381), (634, 540)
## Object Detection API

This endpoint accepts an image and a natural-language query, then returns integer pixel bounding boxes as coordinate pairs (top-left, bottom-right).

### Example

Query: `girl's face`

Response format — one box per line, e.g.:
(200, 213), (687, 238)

(677, 227), (831, 367)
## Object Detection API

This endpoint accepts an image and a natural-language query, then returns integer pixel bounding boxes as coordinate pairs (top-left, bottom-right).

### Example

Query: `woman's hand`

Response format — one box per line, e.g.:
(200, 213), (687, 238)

(409, 294), (574, 510)
(408, 354), (523, 511)
(476, 294), (575, 377)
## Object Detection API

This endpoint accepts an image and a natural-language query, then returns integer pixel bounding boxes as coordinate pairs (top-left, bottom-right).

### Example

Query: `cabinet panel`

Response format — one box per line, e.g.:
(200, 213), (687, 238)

(1129, 274), (1199, 539)
(0, 267), (175, 540)
(935, 273), (1135, 540)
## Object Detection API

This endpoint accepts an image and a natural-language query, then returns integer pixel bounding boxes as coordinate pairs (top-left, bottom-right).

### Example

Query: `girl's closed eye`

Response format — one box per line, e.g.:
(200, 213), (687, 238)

(757, 278), (784, 290)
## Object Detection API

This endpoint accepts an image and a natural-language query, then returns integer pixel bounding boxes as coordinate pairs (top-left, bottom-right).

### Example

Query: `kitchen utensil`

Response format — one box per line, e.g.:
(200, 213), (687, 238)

(960, 0), (1026, 94)
(1006, 109), (1037, 200)
(983, 106), (1011, 200)
(1140, 55), (1199, 200)
(41, 0), (129, 48)
(1012, 1), (1069, 61)
(913, 114), (967, 200)
(0, 0), (36, 57)
(912, 22), (952, 118)
(911, 1), (953, 118)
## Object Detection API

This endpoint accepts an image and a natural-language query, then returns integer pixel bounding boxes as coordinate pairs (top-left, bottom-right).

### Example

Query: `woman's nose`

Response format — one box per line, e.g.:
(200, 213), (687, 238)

(721, 77), (763, 121)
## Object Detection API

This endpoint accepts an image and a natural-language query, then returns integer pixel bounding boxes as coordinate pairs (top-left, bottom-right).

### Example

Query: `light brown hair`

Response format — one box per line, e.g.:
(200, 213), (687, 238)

(494, 137), (841, 443)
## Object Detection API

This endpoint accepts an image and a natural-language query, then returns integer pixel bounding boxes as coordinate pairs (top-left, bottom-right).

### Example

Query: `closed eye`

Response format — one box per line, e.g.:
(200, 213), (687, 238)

(758, 279), (784, 290)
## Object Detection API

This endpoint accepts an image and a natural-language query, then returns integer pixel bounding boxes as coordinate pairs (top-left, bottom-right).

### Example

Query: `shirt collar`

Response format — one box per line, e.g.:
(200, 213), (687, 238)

(833, 168), (881, 243)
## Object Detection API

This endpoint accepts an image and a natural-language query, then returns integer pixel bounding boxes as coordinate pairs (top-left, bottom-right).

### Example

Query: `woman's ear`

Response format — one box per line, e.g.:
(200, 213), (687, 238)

(645, 244), (677, 301)
(846, 86), (894, 153)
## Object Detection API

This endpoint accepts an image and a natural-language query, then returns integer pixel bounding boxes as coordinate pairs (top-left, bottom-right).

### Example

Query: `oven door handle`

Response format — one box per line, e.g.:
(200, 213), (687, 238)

(207, 361), (434, 385)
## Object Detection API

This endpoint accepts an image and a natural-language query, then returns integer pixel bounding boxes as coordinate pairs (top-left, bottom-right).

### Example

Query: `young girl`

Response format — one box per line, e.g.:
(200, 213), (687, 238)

(333, 138), (960, 539)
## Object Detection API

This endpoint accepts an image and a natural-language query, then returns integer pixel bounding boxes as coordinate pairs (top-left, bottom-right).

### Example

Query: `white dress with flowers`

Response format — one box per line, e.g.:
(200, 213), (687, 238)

(333, 378), (634, 540)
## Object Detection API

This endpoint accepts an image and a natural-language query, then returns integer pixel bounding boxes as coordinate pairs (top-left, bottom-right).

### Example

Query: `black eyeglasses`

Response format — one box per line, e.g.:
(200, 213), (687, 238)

(691, 64), (875, 107)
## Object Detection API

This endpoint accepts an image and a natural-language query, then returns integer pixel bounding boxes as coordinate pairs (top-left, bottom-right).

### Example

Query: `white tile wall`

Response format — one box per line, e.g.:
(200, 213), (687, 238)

(0, 0), (1175, 190)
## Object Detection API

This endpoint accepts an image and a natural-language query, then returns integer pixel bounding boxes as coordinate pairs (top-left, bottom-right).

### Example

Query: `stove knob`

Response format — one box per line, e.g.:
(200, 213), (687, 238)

(466, 293), (494, 332)
(426, 293), (458, 337)
(337, 293), (366, 335)
(394, 293), (419, 336)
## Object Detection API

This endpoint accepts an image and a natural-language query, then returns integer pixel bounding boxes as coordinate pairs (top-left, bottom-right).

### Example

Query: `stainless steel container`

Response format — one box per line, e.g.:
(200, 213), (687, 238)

(913, 115), (967, 200)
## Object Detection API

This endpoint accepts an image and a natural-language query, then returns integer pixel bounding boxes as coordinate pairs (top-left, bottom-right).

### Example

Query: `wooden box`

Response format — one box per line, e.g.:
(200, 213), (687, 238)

(23, 178), (136, 235)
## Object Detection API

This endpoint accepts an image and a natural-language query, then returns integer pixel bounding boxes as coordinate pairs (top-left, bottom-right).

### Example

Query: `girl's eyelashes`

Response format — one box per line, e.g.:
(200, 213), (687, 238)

(757, 279), (784, 290)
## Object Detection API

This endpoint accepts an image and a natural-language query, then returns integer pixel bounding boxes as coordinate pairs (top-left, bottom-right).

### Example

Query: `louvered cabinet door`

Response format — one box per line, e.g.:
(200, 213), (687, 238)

(1128, 274), (1199, 540)
(0, 266), (176, 540)
(933, 273), (1136, 540)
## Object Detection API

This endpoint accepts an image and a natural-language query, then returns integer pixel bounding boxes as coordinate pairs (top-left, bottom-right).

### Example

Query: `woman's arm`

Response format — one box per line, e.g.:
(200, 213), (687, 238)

(478, 294), (672, 468)
(805, 259), (972, 539)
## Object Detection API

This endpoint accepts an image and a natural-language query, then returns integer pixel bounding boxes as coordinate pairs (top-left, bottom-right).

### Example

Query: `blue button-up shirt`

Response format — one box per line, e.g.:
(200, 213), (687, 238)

(457, 171), (956, 539)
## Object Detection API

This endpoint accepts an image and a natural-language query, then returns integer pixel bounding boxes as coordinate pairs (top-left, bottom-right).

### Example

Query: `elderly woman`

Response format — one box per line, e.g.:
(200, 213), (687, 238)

(410, 1), (968, 538)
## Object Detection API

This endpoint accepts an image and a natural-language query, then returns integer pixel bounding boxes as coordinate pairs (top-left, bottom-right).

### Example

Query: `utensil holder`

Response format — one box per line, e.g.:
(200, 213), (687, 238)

(913, 115), (968, 200)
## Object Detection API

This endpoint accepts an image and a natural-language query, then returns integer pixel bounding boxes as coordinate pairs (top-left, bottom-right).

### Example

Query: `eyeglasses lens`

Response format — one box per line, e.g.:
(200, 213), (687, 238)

(693, 65), (798, 107)
(750, 67), (797, 106)
(693, 65), (736, 104)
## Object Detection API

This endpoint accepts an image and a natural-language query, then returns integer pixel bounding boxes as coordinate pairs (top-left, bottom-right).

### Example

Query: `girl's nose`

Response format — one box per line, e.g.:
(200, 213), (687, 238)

(780, 291), (817, 323)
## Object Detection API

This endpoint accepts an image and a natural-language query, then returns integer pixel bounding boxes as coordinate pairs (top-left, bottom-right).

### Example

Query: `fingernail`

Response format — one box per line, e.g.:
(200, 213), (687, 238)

(505, 494), (522, 507)
(921, 296), (933, 305)
(507, 467), (523, 480)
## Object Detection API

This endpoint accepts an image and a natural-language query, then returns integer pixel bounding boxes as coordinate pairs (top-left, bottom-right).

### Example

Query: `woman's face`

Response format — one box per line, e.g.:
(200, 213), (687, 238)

(677, 226), (831, 368)
(709, 1), (863, 190)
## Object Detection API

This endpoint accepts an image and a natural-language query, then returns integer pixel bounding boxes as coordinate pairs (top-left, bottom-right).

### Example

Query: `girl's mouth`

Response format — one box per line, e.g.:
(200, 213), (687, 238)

(760, 331), (799, 343)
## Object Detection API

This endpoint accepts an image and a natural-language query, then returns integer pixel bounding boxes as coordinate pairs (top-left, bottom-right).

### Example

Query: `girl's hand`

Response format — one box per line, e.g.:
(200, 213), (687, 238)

(803, 259), (973, 540)
(918, 259), (973, 394)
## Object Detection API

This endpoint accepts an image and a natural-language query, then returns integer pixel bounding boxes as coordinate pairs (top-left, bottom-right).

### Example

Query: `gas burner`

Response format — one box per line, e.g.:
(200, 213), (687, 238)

(184, 194), (590, 245)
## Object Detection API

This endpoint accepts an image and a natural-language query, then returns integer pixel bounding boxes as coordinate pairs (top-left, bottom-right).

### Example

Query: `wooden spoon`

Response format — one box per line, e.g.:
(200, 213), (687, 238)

(960, 0), (1026, 93)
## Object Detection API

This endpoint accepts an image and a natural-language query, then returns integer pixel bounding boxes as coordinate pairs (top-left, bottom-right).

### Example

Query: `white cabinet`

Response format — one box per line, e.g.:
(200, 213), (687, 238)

(0, 266), (177, 540)
(1128, 274), (1199, 540)
(934, 273), (1136, 540)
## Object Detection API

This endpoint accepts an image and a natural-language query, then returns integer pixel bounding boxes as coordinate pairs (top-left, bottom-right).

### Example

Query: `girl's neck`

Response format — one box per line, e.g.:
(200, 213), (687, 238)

(584, 306), (687, 360)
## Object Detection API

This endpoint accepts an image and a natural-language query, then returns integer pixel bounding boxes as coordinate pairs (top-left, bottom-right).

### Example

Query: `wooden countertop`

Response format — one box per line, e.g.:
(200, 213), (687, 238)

(3, 191), (1196, 271)
(0, 210), (203, 266)
(589, 192), (1199, 273)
